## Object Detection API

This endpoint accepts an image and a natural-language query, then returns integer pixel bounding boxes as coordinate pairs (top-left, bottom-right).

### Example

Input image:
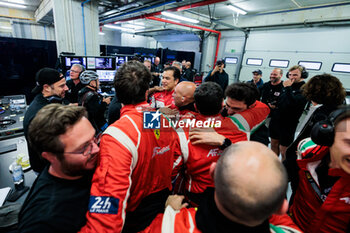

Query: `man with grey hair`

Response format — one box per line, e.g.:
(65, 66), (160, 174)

(66, 64), (85, 103)
(143, 141), (301, 232)
(172, 61), (188, 82)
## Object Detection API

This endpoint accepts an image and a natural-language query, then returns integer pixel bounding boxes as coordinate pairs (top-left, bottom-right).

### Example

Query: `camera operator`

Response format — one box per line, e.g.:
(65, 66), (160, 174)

(204, 59), (229, 93)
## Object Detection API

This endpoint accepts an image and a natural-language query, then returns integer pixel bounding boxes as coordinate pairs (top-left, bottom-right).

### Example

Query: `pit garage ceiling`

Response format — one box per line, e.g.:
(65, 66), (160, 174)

(1, 0), (349, 34)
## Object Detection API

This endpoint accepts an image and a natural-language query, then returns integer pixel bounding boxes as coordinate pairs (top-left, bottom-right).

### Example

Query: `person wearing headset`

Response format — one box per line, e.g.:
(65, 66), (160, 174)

(289, 106), (350, 233)
(23, 67), (69, 173)
(204, 59), (228, 94)
(65, 64), (85, 104)
(78, 70), (111, 135)
(269, 65), (308, 160)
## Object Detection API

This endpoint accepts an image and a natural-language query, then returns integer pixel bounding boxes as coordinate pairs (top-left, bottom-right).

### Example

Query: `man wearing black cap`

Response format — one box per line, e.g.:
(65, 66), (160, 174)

(23, 67), (68, 173)
(248, 69), (264, 88)
(204, 59), (228, 93)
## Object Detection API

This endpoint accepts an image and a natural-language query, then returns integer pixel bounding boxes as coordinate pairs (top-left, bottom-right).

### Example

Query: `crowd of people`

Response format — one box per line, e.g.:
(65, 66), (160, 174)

(17, 57), (350, 232)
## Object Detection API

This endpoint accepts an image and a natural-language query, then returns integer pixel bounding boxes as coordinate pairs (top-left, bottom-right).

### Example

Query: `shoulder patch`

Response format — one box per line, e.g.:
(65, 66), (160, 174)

(88, 196), (119, 214)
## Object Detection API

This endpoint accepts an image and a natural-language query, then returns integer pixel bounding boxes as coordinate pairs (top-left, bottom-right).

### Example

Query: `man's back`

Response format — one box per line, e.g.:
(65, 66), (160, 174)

(18, 166), (92, 233)
(81, 102), (180, 232)
(174, 113), (247, 204)
(23, 94), (50, 172)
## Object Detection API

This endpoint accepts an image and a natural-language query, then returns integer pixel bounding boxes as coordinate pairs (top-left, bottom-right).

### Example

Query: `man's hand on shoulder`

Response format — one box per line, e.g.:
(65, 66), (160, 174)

(149, 86), (164, 95)
(189, 127), (225, 146)
(165, 195), (188, 210)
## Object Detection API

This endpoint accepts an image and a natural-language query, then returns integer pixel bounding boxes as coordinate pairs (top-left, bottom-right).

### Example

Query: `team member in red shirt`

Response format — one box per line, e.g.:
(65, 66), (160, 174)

(80, 61), (181, 233)
(150, 66), (180, 109)
(189, 82), (270, 149)
(289, 106), (350, 233)
(174, 82), (249, 205)
(143, 141), (301, 233)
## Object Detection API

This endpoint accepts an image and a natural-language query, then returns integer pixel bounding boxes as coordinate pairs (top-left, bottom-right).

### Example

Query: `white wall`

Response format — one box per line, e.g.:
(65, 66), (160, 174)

(0, 6), (55, 40)
(121, 33), (156, 48)
(99, 30), (121, 46)
(238, 26), (350, 88)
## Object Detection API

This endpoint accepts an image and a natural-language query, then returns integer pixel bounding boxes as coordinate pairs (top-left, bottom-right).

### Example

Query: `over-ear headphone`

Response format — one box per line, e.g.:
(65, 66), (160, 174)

(286, 65), (309, 79)
(311, 107), (349, 146)
(71, 64), (85, 76)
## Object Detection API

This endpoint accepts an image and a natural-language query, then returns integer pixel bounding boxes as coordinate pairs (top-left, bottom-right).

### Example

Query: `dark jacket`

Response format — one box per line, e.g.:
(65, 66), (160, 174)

(78, 87), (108, 134)
(284, 104), (339, 203)
(107, 95), (122, 125)
(23, 94), (64, 173)
(65, 79), (85, 103)
(204, 70), (229, 93)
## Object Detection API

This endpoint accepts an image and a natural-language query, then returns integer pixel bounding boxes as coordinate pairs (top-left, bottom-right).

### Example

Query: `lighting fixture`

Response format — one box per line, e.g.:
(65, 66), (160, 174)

(0, 26), (12, 30)
(227, 5), (247, 15)
(0, 1), (26, 9)
(7, 0), (26, 4)
(161, 11), (199, 24)
(120, 23), (145, 30)
(104, 24), (135, 33)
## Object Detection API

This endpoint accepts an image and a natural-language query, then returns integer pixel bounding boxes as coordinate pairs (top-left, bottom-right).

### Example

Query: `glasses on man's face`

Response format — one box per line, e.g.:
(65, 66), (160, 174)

(64, 137), (99, 157)
(70, 70), (80, 74)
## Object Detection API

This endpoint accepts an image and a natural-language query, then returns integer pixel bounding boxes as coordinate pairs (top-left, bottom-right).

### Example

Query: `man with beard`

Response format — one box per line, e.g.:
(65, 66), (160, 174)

(18, 104), (99, 233)
(269, 66), (307, 160)
(23, 67), (69, 173)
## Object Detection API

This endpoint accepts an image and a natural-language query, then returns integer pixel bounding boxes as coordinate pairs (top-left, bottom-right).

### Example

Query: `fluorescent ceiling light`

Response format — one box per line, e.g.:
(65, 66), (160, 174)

(161, 11), (199, 24)
(133, 21), (145, 26)
(104, 24), (135, 33)
(227, 5), (247, 15)
(99, 32), (105, 35)
(7, 0), (26, 4)
(0, 1), (26, 8)
(0, 26), (12, 30)
(121, 24), (145, 30)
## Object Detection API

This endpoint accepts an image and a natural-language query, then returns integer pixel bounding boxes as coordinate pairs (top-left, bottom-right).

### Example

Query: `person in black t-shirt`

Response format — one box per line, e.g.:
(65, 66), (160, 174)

(18, 104), (99, 233)
(23, 68), (69, 173)
(65, 64), (85, 103)
(269, 66), (307, 160)
(204, 59), (228, 93)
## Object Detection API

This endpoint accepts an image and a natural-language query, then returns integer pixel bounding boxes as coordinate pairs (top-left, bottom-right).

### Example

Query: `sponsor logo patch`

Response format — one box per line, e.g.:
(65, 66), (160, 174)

(88, 196), (119, 214)
(152, 145), (170, 158)
(154, 129), (160, 140)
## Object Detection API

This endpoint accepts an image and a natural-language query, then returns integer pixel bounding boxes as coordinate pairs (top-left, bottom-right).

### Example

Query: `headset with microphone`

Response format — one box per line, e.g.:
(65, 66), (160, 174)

(311, 106), (349, 146)
(286, 65), (309, 79)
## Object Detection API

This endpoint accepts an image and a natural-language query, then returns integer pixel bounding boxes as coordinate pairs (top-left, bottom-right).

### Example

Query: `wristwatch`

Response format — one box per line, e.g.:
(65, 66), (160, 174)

(219, 138), (232, 150)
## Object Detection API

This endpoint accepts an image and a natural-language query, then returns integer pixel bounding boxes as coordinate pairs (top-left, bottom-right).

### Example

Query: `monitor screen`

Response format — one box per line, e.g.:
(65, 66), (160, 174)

(116, 56), (128, 68)
(95, 57), (113, 69)
(96, 70), (116, 82)
(143, 57), (152, 62)
(65, 57), (86, 69)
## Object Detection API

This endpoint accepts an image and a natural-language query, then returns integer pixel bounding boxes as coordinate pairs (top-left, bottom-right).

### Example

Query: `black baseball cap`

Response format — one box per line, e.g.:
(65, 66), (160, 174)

(252, 69), (262, 75)
(31, 68), (63, 94)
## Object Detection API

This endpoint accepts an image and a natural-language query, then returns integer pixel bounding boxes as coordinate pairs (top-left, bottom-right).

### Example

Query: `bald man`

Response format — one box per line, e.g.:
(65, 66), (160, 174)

(142, 141), (301, 232)
(173, 81), (196, 114)
(183, 61), (194, 82)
